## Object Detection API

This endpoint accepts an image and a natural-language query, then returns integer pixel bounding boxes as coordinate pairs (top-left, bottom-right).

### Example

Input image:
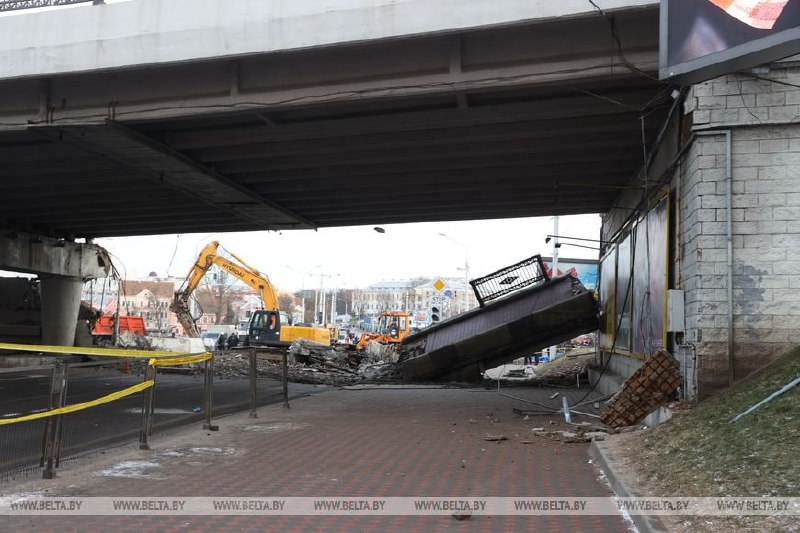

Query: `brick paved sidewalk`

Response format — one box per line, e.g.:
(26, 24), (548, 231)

(1, 386), (628, 531)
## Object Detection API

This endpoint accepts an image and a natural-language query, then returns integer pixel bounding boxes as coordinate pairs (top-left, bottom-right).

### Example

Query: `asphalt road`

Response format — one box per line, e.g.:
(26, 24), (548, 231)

(0, 366), (326, 477)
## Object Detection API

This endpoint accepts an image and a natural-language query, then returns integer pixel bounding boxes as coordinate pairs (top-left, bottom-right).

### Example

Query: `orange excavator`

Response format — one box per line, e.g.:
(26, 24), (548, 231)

(356, 311), (413, 350)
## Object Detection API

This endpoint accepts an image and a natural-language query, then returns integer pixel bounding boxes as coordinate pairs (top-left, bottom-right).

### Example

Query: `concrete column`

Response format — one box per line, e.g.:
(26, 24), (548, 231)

(40, 275), (83, 346)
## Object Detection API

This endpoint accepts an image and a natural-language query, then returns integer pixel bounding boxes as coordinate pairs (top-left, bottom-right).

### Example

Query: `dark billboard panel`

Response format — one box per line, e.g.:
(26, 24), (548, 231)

(660, 0), (800, 82)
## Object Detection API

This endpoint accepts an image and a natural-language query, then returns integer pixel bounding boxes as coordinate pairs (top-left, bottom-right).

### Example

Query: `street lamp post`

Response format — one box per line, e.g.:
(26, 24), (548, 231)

(550, 217), (560, 360)
(439, 232), (470, 312)
(289, 265), (321, 323)
(317, 273), (341, 325)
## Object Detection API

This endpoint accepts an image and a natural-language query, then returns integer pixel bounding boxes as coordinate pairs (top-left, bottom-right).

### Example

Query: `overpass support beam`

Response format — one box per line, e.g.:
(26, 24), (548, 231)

(0, 231), (111, 279)
(40, 276), (83, 346)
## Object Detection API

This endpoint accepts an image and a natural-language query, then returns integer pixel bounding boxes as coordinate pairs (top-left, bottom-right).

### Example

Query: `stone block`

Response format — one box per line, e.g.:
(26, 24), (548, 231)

(732, 152), (773, 167)
(772, 290), (800, 302)
(733, 221), (759, 234)
(712, 82), (741, 96)
(732, 193), (759, 207)
(756, 248), (787, 262)
(758, 193), (787, 207)
(697, 95), (727, 109)
(758, 165), (788, 180)
(701, 195), (726, 209)
(744, 208), (773, 221)
(702, 222), (727, 236)
(759, 139), (789, 153)
(756, 93), (787, 107)
(758, 276), (790, 289)
(772, 233), (800, 247)
(772, 315), (798, 328)
(773, 207), (799, 220)
(733, 287), (769, 302)
(697, 208), (717, 222)
(700, 275), (726, 289)
(711, 108), (741, 123)
(769, 105), (800, 122)
(760, 220), (787, 234)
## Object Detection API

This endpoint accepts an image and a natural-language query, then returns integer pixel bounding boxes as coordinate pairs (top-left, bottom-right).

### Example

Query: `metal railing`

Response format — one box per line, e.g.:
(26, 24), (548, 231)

(469, 255), (550, 307)
(0, 345), (300, 481)
(0, 0), (98, 12)
(0, 352), (212, 480)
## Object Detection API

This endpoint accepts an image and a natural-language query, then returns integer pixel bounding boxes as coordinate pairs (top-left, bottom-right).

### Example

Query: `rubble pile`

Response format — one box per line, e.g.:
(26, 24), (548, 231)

(482, 355), (591, 386)
(211, 339), (402, 385)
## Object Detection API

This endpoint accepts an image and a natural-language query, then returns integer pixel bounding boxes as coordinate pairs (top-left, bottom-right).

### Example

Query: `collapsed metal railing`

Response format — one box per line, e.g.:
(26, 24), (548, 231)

(469, 255), (549, 307)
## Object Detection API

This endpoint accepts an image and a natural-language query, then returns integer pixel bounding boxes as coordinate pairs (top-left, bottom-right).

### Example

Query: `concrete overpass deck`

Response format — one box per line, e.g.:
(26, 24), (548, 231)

(0, 0), (666, 239)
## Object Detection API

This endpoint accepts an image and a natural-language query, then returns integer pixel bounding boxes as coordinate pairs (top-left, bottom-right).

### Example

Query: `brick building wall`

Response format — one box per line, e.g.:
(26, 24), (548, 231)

(679, 64), (800, 396)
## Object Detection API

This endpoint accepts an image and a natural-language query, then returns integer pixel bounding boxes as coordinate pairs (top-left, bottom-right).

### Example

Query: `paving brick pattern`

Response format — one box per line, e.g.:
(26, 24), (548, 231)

(2, 386), (627, 531)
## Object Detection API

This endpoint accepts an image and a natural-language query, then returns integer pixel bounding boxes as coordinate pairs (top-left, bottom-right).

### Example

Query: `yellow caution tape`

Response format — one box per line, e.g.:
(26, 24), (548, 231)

(149, 353), (212, 367)
(0, 380), (154, 426)
(0, 342), (183, 359)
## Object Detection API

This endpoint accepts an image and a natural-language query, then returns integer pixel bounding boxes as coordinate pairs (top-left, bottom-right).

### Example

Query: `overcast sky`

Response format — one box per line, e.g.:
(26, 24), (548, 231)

(94, 214), (601, 293)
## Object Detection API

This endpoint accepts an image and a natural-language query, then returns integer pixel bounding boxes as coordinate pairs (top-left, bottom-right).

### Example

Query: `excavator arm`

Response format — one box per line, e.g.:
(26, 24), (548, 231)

(169, 241), (280, 338)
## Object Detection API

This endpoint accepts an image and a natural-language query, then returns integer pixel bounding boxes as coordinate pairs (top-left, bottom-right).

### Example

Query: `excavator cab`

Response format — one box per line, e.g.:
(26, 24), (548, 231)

(248, 310), (281, 346)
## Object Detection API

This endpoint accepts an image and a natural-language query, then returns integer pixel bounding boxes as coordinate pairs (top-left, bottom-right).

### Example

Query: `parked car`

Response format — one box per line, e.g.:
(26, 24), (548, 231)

(201, 331), (226, 351)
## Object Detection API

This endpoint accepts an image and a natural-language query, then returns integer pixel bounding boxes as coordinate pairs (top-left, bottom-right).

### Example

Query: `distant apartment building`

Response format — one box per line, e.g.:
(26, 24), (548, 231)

(119, 279), (179, 335)
(354, 278), (478, 324)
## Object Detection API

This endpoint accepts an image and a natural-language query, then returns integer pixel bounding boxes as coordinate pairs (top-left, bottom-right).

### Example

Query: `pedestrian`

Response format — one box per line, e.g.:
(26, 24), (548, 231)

(227, 332), (239, 350)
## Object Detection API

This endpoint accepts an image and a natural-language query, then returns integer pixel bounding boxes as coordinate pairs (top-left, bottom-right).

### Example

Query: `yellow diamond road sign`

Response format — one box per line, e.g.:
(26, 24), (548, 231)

(433, 278), (446, 292)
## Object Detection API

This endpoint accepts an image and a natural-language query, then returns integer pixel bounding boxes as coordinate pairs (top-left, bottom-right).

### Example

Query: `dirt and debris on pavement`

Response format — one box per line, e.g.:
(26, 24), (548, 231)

(213, 339), (402, 386)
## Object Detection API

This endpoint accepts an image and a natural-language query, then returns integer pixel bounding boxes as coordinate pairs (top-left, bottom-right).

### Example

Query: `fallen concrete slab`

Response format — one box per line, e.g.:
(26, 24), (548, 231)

(399, 275), (598, 381)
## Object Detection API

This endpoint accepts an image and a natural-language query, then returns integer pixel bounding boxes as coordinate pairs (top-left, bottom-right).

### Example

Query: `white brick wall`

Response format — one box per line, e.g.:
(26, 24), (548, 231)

(679, 66), (800, 396)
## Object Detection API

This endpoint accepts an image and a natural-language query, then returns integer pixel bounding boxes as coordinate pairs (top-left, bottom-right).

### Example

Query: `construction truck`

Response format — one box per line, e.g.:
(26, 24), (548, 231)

(170, 241), (330, 348)
(356, 311), (412, 350)
(91, 315), (146, 344)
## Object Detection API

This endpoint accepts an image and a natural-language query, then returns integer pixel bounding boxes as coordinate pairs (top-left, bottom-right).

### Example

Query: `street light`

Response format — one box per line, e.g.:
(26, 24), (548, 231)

(545, 235), (610, 245)
(439, 233), (470, 284)
(317, 272), (341, 325)
(439, 232), (470, 313)
(288, 264), (321, 323)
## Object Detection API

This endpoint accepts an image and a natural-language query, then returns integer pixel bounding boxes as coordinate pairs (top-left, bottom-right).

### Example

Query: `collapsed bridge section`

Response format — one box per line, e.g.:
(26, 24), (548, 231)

(399, 256), (598, 382)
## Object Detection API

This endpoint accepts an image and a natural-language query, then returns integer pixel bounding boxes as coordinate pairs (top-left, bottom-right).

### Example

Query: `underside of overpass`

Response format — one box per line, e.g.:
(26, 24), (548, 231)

(0, 3), (669, 239)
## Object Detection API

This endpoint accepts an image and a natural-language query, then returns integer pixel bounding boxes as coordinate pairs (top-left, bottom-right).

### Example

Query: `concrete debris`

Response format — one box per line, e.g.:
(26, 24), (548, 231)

(530, 429), (609, 443)
(213, 339), (403, 386)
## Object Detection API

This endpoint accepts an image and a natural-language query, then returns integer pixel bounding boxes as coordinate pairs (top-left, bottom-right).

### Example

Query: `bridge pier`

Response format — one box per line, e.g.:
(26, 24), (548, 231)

(40, 276), (84, 346)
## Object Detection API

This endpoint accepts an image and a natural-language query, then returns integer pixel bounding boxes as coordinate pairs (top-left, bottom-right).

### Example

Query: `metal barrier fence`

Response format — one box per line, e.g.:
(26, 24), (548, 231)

(0, 343), (302, 481)
(0, 348), (211, 481)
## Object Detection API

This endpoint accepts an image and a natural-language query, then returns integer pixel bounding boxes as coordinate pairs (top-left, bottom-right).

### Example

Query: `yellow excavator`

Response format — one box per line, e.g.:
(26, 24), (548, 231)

(170, 241), (330, 347)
